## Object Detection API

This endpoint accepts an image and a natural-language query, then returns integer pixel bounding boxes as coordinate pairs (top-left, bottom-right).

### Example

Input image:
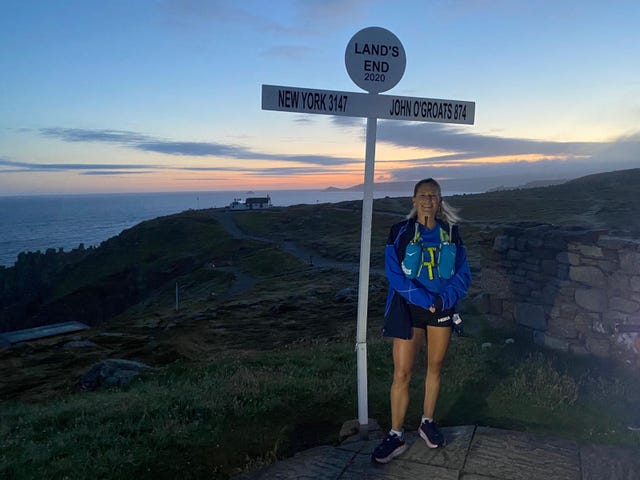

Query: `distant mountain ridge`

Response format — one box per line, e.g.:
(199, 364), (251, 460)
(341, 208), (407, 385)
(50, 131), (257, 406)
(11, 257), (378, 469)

(487, 178), (568, 192)
(326, 176), (571, 195)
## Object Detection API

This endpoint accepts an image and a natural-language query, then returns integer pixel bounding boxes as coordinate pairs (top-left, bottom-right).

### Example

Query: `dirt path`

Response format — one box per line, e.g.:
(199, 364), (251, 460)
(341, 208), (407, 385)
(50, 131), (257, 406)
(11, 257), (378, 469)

(211, 211), (384, 275)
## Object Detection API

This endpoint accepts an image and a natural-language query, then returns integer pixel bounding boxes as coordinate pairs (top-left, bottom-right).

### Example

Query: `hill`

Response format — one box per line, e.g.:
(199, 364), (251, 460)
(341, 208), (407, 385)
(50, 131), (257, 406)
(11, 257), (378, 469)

(449, 167), (640, 236)
(2, 168), (638, 336)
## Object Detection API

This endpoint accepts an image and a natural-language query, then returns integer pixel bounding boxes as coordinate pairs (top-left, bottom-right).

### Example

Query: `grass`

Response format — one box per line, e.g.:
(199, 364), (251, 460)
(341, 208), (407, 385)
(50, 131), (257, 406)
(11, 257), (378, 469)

(447, 169), (640, 236)
(50, 210), (237, 301)
(2, 323), (639, 479)
(0, 340), (361, 479)
(232, 206), (393, 268)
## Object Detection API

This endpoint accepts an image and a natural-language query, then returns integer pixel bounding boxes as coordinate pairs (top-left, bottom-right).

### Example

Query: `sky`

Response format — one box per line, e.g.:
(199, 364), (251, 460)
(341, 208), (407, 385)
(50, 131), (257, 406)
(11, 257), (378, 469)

(1, 0), (639, 195)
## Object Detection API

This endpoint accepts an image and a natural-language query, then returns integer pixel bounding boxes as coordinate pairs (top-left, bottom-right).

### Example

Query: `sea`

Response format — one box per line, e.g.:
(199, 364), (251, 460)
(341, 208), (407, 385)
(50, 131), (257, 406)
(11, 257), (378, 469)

(0, 189), (415, 268)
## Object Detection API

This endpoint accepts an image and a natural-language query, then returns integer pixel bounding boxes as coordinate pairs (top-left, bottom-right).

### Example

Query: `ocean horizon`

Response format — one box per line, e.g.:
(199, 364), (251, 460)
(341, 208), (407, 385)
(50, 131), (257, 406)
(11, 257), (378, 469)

(1, 188), (439, 268)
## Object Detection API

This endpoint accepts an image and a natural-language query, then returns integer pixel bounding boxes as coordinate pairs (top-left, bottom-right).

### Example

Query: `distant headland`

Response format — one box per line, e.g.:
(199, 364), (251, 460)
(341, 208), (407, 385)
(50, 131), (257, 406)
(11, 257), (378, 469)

(325, 176), (571, 195)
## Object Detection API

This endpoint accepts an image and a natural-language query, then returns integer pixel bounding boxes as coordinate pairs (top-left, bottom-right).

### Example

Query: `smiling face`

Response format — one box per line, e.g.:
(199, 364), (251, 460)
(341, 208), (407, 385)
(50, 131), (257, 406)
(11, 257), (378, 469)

(412, 181), (441, 225)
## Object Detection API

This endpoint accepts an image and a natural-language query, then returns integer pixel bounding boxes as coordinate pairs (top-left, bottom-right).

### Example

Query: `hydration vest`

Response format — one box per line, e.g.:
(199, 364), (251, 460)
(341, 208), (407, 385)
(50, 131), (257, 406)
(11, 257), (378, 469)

(400, 221), (457, 280)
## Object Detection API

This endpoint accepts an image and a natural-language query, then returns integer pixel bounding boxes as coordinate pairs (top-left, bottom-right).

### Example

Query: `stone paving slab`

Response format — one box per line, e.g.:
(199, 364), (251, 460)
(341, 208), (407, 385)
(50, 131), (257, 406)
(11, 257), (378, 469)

(400, 425), (475, 470)
(580, 443), (640, 480)
(234, 424), (640, 480)
(342, 450), (459, 479)
(459, 474), (502, 479)
(233, 445), (354, 479)
(464, 426), (581, 480)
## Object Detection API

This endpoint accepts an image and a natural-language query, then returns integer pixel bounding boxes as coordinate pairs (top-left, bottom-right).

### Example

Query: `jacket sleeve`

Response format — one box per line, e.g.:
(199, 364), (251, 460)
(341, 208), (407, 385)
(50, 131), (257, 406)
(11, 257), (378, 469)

(438, 240), (472, 310)
(385, 233), (435, 309)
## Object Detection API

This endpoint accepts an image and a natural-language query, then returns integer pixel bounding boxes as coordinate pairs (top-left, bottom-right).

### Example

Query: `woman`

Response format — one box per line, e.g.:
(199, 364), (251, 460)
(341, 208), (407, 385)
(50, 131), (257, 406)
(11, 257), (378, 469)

(372, 178), (471, 464)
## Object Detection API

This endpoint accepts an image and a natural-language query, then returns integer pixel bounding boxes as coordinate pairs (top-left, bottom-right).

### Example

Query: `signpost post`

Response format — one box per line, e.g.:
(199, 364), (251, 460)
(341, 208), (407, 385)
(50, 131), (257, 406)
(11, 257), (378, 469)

(262, 26), (475, 437)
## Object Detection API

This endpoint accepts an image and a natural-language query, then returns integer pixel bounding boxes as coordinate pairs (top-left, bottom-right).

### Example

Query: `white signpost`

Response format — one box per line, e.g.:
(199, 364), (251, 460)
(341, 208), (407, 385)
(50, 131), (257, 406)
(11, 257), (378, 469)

(262, 26), (475, 436)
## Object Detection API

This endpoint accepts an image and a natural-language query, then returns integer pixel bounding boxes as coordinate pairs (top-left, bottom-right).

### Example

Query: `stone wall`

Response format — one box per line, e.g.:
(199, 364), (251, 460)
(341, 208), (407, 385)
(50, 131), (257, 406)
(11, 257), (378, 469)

(476, 224), (640, 366)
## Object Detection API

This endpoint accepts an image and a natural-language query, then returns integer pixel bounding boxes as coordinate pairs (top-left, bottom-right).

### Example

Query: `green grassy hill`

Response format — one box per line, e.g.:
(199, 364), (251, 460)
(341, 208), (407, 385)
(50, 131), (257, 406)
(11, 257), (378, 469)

(449, 167), (640, 235)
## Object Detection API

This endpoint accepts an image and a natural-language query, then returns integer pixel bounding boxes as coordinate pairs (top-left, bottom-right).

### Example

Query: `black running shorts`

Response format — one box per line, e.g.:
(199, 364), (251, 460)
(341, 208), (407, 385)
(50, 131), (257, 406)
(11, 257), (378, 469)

(408, 303), (454, 328)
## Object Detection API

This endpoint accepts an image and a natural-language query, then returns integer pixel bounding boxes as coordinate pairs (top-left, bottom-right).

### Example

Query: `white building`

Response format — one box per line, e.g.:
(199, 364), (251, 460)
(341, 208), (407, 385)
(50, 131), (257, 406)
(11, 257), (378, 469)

(228, 196), (272, 210)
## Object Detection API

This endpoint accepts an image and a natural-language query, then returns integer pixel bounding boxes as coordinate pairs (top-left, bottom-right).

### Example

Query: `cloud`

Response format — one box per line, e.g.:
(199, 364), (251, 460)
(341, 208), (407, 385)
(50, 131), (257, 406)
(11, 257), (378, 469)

(292, 0), (378, 29)
(37, 127), (358, 166)
(0, 148), (365, 183)
(81, 171), (155, 176)
(377, 122), (599, 157)
(242, 166), (355, 177)
(135, 141), (245, 157)
(163, 0), (375, 37)
(262, 45), (319, 60)
(162, 0), (306, 37)
(163, 0), (263, 26)
(28, 124), (640, 185)
(40, 128), (151, 145)
(387, 158), (589, 183)
(371, 122), (640, 182)
(0, 158), (157, 172)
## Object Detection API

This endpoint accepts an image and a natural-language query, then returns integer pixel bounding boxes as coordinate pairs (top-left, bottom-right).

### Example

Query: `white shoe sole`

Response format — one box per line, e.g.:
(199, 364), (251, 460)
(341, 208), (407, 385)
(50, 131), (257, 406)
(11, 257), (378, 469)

(373, 443), (409, 464)
(419, 428), (443, 448)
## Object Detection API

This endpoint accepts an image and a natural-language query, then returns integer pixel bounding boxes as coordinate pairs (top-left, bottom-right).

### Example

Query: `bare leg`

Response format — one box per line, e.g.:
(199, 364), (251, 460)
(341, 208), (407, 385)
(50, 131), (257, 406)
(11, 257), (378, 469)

(390, 328), (424, 431)
(423, 326), (451, 419)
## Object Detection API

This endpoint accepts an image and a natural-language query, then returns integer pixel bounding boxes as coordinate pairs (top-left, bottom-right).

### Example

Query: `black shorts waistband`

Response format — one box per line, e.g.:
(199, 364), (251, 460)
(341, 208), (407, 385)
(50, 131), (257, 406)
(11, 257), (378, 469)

(408, 303), (454, 328)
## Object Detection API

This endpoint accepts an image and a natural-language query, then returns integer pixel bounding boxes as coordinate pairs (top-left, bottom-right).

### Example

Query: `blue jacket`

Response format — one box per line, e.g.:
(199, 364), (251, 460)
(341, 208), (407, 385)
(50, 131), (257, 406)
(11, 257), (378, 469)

(382, 218), (471, 339)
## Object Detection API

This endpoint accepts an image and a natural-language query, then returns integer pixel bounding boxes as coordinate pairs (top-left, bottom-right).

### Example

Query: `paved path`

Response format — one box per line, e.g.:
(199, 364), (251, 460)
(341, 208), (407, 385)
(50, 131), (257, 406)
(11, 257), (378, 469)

(233, 423), (639, 479)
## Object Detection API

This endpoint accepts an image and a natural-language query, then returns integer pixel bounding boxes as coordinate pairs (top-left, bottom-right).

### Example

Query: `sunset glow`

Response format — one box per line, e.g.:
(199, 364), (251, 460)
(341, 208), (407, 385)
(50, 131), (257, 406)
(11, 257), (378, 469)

(1, 1), (638, 195)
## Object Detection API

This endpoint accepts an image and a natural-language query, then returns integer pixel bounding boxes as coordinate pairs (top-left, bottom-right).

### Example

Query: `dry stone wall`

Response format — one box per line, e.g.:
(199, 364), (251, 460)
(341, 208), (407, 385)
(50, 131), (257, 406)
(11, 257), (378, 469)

(477, 223), (640, 366)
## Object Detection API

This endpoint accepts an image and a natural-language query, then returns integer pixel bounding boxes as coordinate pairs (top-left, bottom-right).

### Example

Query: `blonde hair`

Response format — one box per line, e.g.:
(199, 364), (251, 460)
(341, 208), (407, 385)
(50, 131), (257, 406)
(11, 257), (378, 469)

(406, 178), (462, 224)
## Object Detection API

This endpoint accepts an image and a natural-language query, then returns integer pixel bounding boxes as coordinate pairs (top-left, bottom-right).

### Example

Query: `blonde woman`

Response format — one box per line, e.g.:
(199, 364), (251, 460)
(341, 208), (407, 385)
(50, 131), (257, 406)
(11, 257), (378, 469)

(372, 178), (471, 463)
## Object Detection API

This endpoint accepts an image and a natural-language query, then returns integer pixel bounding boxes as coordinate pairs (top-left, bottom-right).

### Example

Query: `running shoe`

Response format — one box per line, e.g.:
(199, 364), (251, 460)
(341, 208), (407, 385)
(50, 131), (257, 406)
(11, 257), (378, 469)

(419, 420), (445, 448)
(372, 432), (408, 464)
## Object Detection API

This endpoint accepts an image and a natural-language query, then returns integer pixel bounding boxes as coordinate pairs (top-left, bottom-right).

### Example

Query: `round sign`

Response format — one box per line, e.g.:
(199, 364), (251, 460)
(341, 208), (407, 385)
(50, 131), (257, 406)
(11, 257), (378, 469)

(345, 26), (406, 94)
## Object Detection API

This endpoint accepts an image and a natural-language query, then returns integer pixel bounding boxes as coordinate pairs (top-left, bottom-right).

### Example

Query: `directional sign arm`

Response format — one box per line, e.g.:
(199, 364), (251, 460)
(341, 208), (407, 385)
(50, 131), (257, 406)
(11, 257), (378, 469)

(262, 84), (475, 125)
(262, 84), (365, 118)
(380, 94), (475, 125)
